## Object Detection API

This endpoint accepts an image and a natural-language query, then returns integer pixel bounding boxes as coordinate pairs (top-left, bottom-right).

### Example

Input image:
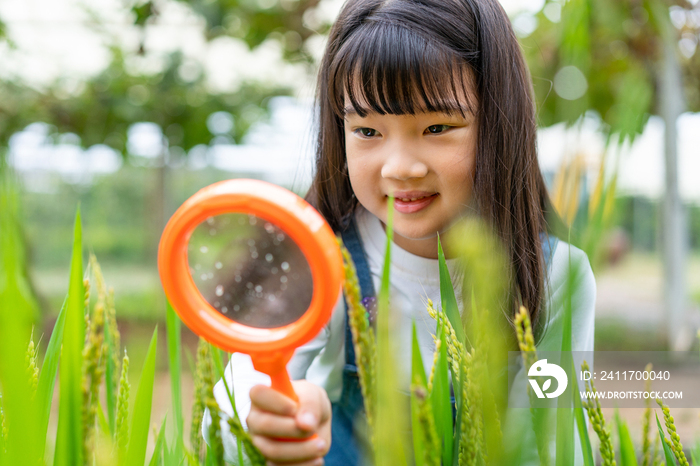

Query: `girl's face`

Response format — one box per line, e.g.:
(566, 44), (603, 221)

(343, 96), (478, 259)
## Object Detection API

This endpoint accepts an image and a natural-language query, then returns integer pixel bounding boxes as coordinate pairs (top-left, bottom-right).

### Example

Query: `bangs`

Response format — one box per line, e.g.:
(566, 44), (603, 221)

(328, 21), (477, 118)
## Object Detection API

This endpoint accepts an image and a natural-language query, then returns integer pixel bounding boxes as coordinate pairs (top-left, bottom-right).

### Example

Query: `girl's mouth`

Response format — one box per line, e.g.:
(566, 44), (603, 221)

(392, 193), (438, 214)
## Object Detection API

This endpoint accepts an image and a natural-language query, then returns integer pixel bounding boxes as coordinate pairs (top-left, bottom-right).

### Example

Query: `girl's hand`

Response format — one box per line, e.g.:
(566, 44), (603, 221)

(247, 380), (332, 466)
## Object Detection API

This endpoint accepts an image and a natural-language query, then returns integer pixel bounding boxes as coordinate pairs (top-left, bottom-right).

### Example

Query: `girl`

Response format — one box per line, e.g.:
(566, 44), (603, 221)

(203, 0), (596, 463)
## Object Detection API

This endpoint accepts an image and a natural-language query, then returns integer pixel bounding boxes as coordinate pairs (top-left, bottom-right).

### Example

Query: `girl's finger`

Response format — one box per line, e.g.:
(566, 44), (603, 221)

(250, 384), (298, 416)
(252, 434), (328, 463)
(292, 381), (332, 431)
(247, 410), (315, 439)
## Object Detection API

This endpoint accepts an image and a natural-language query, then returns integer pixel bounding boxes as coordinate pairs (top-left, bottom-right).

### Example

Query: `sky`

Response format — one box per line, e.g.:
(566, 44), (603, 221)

(3, 0), (700, 201)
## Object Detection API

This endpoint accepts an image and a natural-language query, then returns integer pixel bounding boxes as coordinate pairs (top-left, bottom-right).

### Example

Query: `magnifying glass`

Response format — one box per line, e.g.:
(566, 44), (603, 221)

(158, 179), (343, 403)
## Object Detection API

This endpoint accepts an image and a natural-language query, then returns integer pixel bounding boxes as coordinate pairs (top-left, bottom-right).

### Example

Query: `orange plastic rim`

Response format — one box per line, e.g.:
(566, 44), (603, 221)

(158, 179), (342, 365)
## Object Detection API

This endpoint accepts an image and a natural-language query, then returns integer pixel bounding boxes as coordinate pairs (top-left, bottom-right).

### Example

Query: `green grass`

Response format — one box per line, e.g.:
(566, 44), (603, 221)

(53, 209), (85, 466)
(3, 164), (700, 465)
(0, 165), (254, 465)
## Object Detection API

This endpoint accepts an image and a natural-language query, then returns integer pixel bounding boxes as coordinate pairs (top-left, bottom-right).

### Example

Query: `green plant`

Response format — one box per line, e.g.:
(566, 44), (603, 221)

(514, 306), (552, 466)
(657, 398), (689, 466)
(581, 360), (616, 466)
(330, 207), (700, 466)
(339, 239), (377, 441)
(0, 167), (256, 465)
(2, 167), (699, 466)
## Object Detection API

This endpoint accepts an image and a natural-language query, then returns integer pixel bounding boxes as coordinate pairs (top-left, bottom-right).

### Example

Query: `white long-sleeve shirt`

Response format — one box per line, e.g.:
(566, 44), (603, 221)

(203, 206), (596, 464)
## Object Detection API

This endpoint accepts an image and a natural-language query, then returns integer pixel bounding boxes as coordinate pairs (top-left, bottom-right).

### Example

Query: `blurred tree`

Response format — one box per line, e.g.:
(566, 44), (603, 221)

(0, 0), (330, 148)
(167, 0), (329, 60)
(525, 0), (699, 133)
(0, 47), (289, 257)
(523, 0), (699, 350)
(0, 0), (330, 262)
(0, 49), (285, 150)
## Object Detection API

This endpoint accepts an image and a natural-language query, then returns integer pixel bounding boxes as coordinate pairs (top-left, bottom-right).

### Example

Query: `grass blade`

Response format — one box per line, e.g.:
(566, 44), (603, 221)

(212, 349), (247, 466)
(96, 401), (111, 437)
(210, 347), (224, 382)
(166, 301), (184, 458)
(554, 359), (574, 465)
(410, 322), (428, 388)
(436, 236), (465, 466)
(451, 359), (466, 466)
(555, 243), (575, 466)
(0, 168), (41, 465)
(374, 197), (409, 466)
(36, 297), (67, 460)
(573, 380), (594, 466)
(184, 449), (202, 466)
(149, 415), (168, 466)
(615, 410), (639, 466)
(210, 343), (249, 466)
(210, 347), (238, 418)
(436, 235), (465, 346)
(655, 413), (679, 466)
(54, 208), (85, 466)
(430, 326), (453, 466)
(410, 322), (427, 466)
(125, 327), (159, 466)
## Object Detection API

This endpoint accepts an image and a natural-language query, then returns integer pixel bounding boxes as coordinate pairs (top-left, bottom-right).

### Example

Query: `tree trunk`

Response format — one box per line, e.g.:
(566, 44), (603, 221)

(659, 37), (688, 351)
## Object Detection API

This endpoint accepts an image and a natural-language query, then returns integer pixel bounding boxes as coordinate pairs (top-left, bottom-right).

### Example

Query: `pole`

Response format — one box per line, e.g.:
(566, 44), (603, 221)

(659, 35), (688, 351)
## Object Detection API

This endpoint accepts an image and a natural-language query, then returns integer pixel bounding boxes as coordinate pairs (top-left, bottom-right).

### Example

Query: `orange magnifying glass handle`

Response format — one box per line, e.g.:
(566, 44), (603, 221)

(270, 370), (298, 403)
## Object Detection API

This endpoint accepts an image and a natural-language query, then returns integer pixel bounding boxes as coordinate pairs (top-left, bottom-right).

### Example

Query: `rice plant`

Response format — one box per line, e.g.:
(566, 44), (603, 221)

(1, 156), (699, 465)
(334, 208), (699, 466)
(0, 164), (258, 465)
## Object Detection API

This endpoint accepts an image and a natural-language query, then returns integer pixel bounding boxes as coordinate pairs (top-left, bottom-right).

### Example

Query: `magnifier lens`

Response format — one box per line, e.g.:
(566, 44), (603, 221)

(187, 213), (313, 329)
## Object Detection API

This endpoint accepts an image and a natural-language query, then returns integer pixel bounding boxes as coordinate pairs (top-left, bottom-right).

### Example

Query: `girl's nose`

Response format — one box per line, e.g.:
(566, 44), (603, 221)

(380, 149), (428, 181)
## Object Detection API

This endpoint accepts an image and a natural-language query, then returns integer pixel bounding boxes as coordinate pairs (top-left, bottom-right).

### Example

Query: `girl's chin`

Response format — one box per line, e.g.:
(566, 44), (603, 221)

(393, 227), (439, 242)
(390, 230), (442, 258)
(378, 219), (439, 240)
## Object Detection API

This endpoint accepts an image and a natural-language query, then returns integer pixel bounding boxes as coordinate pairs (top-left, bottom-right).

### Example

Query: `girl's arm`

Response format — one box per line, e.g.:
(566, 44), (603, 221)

(539, 242), (596, 354)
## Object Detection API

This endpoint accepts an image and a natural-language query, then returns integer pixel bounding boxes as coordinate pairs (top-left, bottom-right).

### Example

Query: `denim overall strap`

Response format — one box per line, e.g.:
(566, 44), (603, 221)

(340, 217), (377, 371)
(541, 232), (559, 274)
(325, 216), (376, 466)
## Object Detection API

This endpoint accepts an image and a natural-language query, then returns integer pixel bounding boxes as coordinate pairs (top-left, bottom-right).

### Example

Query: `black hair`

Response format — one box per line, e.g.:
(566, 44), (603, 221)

(307, 0), (561, 336)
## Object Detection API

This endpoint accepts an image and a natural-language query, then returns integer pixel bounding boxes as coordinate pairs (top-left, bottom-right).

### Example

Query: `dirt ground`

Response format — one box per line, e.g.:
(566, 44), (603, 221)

(596, 253), (700, 330)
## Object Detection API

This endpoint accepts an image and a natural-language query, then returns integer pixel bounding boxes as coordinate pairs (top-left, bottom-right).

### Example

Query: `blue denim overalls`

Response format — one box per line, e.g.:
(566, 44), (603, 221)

(325, 218), (558, 465)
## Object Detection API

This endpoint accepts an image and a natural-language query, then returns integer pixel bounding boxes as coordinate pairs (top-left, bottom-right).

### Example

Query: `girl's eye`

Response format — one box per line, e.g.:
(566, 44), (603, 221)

(426, 124), (451, 134)
(356, 128), (378, 138)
